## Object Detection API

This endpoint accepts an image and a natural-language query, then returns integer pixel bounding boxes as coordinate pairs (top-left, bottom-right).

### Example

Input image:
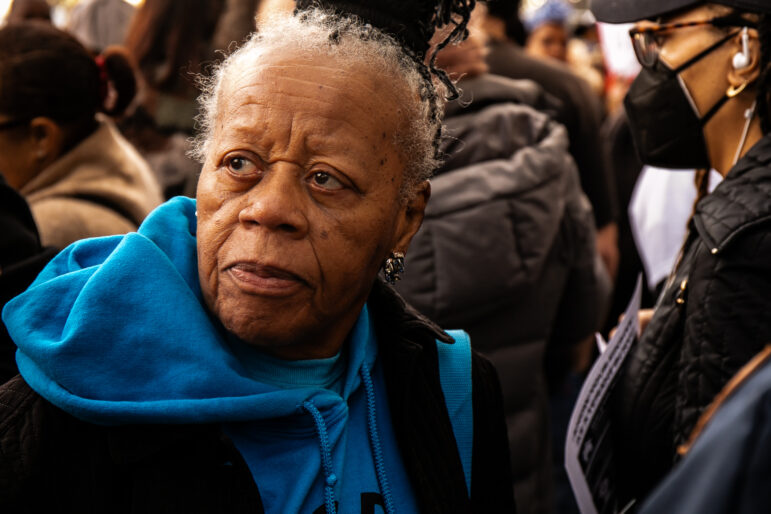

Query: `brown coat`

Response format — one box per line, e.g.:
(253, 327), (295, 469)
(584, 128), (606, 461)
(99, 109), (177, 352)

(21, 116), (163, 249)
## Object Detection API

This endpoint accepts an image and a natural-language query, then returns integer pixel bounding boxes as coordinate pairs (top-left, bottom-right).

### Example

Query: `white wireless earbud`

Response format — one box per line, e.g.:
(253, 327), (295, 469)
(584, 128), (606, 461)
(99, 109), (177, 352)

(732, 27), (751, 70)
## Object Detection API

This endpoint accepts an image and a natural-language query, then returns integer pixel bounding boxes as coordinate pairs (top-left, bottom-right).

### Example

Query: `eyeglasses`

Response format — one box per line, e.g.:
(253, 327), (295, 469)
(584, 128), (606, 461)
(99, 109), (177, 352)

(629, 14), (757, 69)
(0, 118), (29, 132)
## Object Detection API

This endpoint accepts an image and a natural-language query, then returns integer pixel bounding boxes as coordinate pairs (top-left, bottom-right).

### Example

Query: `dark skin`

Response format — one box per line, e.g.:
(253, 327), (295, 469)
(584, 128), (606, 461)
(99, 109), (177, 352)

(196, 49), (429, 360)
(526, 22), (568, 62)
(0, 116), (66, 190)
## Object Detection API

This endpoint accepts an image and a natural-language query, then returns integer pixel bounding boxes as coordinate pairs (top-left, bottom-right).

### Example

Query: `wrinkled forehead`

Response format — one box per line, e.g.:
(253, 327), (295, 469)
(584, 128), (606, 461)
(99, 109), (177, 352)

(209, 46), (412, 174)
(218, 46), (407, 124)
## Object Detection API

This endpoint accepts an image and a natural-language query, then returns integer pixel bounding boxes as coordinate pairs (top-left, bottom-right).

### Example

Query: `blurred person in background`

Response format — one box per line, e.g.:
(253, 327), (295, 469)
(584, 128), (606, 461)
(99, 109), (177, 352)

(397, 10), (605, 513)
(120, 0), (225, 198)
(6, 0), (49, 23)
(124, 0), (223, 135)
(523, 0), (571, 62)
(0, 21), (162, 250)
(523, 1), (606, 98)
(211, 0), (261, 52)
(482, 0), (619, 288)
(592, 0), (771, 507)
(566, 9), (606, 99)
(67, 0), (136, 53)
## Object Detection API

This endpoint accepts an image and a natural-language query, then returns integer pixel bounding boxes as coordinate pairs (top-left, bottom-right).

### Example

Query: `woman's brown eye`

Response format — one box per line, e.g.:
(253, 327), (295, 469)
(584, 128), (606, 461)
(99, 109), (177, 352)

(226, 156), (258, 175)
(311, 171), (344, 190)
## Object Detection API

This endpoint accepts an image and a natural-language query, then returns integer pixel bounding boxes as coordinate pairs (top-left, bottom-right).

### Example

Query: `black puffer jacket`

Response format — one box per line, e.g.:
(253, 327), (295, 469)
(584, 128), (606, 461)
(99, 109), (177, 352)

(612, 134), (771, 506)
(0, 280), (515, 513)
(397, 74), (604, 514)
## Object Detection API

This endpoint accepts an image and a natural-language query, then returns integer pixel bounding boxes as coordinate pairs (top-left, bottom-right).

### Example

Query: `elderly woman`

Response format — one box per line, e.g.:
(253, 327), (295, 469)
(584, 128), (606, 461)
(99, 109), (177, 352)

(0, 2), (514, 513)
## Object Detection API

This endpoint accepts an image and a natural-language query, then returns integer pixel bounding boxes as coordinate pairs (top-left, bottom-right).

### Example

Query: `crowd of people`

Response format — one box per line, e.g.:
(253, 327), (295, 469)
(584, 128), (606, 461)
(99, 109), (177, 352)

(0, 0), (769, 512)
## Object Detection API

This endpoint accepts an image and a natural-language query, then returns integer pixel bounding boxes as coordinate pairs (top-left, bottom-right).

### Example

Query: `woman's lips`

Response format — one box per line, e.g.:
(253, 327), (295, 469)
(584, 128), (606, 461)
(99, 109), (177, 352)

(226, 262), (305, 296)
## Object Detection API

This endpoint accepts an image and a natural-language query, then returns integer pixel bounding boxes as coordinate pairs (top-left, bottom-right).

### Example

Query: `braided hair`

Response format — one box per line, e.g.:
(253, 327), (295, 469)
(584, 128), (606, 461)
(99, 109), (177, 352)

(755, 14), (771, 133)
(294, 0), (475, 165)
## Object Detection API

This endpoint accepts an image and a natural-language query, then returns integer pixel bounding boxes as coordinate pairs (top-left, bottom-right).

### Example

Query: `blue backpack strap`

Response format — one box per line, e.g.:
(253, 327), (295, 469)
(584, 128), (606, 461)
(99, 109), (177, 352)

(436, 329), (473, 497)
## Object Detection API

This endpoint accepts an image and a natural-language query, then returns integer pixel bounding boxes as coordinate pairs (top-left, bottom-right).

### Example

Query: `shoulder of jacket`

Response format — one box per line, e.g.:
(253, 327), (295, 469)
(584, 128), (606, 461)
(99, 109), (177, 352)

(0, 375), (44, 428)
(0, 376), (64, 490)
(0, 375), (75, 447)
(693, 163), (771, 255)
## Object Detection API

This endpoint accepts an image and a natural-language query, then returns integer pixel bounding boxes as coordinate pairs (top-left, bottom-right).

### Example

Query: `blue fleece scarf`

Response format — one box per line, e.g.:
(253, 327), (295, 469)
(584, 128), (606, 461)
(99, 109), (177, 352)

(2, 197), (418, 513)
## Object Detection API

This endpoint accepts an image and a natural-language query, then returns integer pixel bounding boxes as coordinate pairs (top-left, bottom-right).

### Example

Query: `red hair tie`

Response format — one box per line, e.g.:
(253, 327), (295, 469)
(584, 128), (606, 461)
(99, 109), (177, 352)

(94, 55), (109, 105)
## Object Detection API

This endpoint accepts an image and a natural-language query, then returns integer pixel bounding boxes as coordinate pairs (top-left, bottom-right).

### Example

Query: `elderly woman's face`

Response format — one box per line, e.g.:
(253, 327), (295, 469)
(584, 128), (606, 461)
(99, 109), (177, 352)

(196, 49), (426, 359)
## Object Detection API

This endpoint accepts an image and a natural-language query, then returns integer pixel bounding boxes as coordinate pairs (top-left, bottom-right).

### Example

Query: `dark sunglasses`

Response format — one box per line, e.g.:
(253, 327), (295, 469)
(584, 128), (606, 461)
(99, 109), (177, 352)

(629, 14), (757, 69)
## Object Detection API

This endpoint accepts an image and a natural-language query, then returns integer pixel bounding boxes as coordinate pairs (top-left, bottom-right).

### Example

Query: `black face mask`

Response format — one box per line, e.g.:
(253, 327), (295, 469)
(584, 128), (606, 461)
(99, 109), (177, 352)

(624, 31), (737, 169)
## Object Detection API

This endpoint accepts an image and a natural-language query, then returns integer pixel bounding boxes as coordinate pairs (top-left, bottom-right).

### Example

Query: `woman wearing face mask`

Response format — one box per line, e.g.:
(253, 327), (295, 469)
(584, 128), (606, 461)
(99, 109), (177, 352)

(590, 0), (771, 507)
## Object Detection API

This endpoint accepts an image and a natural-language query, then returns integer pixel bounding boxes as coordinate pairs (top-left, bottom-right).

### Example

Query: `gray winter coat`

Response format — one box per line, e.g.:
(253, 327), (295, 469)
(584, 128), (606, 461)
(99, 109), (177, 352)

(397, 74), (604, 514)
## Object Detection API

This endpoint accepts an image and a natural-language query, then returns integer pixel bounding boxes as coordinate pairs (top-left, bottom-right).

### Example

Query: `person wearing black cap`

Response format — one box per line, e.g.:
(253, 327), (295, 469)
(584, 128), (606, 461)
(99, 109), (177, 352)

(590, 0), (771, 508)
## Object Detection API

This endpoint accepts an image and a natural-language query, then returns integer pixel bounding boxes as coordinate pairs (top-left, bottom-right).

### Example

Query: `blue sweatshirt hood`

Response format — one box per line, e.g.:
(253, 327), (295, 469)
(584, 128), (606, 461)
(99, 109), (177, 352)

(2, 197), (376, 426)
(3, 197), (428, 514)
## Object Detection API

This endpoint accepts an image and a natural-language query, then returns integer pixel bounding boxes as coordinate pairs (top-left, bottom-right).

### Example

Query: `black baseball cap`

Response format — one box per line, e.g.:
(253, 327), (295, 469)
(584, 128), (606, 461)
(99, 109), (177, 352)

(591, 0), (771, 24)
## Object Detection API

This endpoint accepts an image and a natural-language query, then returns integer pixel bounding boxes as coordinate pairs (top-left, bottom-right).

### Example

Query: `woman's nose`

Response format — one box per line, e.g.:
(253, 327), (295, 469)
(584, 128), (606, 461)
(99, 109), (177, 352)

(237, 165), (309, 237)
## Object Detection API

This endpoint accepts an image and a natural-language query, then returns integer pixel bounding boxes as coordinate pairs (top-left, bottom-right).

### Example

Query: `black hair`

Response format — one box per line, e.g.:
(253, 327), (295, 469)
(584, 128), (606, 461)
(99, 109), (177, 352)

(485, 0), (527, 46)
(756, 14), (771, 133)
(294, 0), (476, 161)
(124, 0), (224, 94)
(0, 21), (137, 125)
(296, 0), (475, 96)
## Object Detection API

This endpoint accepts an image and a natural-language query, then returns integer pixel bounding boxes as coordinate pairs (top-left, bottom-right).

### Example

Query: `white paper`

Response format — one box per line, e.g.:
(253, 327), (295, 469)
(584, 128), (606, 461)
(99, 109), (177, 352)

(595, 333), (608, 355)
(566, 276), (642, 514)
(629, 167), (723, 290)
(597, 23), (640, 80)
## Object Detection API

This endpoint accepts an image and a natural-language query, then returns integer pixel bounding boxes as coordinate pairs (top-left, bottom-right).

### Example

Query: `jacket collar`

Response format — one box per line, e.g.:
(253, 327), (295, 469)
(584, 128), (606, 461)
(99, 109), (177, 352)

(693, 134), (771, 254)
(367, 278), (471, 514)
(367, 278), (453, 346)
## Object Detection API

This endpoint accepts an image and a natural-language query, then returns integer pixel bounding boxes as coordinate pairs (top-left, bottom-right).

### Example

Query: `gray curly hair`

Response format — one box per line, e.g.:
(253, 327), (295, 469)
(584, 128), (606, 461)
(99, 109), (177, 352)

(189, 9), (449, 199)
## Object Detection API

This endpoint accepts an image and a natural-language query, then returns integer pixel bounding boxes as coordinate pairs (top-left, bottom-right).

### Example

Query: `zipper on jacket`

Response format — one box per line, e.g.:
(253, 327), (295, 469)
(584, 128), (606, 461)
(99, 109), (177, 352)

(675, 279), (688, 306)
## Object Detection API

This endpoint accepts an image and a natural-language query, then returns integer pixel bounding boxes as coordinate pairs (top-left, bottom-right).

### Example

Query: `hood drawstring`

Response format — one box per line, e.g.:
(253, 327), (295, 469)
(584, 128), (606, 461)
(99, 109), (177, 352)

(361, 363), (395, 514)
(303, 400), (338, 514)
(302, 363), (395, 514)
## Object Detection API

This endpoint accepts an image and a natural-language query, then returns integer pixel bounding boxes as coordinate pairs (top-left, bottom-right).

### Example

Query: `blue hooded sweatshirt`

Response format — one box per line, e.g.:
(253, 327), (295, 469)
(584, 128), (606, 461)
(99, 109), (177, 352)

(2, 197), (419, 514)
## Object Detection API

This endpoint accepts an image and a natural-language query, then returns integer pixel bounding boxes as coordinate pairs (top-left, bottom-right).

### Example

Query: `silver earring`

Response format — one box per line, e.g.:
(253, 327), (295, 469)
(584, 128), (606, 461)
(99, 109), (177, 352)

(383, 251), (405, 284)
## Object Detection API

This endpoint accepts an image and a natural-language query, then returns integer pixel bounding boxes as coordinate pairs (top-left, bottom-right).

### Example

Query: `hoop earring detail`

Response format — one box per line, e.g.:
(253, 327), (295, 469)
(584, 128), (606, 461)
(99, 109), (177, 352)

(726, 81), (748, 98)
(383, 252), (405, 284)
